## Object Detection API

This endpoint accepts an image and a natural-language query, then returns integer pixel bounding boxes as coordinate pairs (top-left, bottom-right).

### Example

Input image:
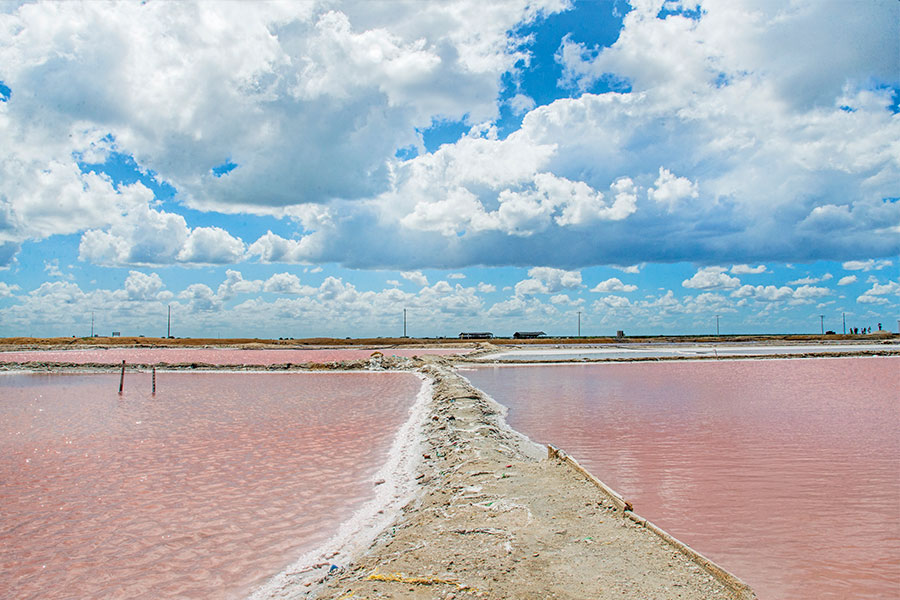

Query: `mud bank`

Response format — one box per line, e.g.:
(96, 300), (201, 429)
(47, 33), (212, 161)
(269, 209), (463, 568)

(297, 362), (756, 600)
(0, 352), (424, 373)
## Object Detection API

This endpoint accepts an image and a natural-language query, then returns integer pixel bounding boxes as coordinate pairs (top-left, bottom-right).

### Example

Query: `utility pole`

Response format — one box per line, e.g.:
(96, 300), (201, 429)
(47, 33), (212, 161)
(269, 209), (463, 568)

(403, 308), (407, 338)
(819, 314), (825, 335)
(167, 305), (171, 338)
(715, 315), (720, 336)
(90, 311), (94, 338)
(577, 311), (581, 337)
(842, 312), (846, 335)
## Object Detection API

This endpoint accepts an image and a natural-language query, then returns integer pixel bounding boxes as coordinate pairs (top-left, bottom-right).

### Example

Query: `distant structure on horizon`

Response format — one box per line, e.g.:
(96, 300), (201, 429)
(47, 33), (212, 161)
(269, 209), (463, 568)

(459, 332), (494, 339)
(513, 331), (546, 339)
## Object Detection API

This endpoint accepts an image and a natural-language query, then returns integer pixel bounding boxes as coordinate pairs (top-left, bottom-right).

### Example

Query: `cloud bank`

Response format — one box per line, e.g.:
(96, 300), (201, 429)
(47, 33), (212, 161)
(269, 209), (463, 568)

(0, 0), (897, 273)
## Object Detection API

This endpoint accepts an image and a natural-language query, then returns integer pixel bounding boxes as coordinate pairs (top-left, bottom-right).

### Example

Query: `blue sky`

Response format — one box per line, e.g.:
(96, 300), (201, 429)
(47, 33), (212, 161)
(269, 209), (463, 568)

(0, 0), (898, 338)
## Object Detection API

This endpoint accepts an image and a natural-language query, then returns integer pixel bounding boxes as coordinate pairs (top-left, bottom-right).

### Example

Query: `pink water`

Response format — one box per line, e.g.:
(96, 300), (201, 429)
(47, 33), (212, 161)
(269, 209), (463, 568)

(466, 358), (900, 599)
(0, 372), (422, 599)
(0, 347), (465, 365)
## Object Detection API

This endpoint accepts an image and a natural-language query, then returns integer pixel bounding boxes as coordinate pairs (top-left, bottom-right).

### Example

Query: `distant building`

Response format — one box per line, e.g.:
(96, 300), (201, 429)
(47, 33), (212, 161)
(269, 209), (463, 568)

(459, 332), (494, 339)
(513, 331), (546, 339)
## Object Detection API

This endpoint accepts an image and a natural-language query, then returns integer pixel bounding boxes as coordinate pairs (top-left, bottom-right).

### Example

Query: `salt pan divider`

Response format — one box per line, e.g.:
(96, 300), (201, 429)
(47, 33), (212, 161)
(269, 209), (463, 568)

(547, 444), (757, 600)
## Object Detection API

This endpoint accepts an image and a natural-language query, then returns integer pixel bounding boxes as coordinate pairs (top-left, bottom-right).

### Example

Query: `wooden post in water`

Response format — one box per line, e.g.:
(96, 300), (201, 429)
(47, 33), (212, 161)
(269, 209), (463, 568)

(152, 366), (156, 395)
(118, 360), (125, 394)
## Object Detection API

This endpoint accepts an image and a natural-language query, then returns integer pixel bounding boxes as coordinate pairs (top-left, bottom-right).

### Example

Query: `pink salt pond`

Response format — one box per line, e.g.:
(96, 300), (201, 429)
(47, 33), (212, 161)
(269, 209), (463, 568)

(466, 357), (900, 600)
(0, 371), (423, 599)
(0, 346), (466, 365)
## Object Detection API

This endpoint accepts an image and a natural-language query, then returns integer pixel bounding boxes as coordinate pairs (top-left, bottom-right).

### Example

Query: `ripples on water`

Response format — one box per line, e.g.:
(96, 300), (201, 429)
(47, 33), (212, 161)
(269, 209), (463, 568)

(466, 357), (900, 600)
(0, 372), (421, 599)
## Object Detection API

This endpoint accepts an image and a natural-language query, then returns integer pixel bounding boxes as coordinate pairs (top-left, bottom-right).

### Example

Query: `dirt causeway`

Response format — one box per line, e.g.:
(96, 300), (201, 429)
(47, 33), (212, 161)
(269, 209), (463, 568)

(303, 361), (755, 600)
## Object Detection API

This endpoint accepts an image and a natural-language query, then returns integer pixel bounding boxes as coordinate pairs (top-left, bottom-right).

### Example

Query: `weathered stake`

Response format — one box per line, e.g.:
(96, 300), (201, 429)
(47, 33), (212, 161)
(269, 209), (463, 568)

(118, 360), (125, 394)
(152, 366), (156, 395)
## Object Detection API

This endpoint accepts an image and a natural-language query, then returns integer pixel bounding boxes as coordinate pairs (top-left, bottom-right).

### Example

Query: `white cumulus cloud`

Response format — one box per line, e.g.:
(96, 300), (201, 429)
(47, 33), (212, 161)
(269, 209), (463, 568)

(0, 282), (21, 298)
(177, 227), (245, 264)
(79, 205), (245, 266)
(842, 259), (894, 272)
(246, 231), (318, 264)
(514, 267), (582, 297)
(401, 271), (429, 287)
(682, 267), (740, 290)
(647, 167), (698, 210)
(857, 280), (900, 304)
(787, 273), (832, 285)
(731, 284), (829, 304)
(218, 270), (263, 300)
(730, 264), (767, 275)
(263, 273), (312, 295)
(591, 277), (637, 293)
(179, 283), (221, 312)
(123, 271), (164, 301)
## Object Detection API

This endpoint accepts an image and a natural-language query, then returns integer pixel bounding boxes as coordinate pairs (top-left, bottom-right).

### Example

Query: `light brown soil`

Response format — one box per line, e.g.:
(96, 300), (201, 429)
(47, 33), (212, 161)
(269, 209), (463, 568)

(302, 362), (755, 600)
(0, 331), (893, 351)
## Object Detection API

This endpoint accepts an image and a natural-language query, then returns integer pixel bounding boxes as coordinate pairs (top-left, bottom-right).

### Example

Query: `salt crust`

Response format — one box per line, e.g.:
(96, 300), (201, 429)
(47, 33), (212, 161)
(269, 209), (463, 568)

(247, 372), (431, 600)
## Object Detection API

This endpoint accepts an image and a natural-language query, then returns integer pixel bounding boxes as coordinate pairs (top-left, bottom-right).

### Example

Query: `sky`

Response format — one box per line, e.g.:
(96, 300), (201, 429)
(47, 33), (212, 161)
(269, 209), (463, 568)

(0, 0), (898, 339)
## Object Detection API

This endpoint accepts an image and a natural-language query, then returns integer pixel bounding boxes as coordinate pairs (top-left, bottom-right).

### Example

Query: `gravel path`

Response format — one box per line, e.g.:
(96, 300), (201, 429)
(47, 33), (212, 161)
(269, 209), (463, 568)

(308, 362), (756, 600)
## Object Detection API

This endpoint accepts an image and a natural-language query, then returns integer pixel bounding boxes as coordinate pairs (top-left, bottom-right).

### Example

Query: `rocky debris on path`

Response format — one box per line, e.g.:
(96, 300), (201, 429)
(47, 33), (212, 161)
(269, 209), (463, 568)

(308, 365), (755, 600)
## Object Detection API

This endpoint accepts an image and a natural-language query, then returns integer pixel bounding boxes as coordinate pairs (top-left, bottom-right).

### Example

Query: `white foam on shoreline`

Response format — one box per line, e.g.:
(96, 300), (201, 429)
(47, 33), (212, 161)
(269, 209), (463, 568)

(246, 372), (431, 600)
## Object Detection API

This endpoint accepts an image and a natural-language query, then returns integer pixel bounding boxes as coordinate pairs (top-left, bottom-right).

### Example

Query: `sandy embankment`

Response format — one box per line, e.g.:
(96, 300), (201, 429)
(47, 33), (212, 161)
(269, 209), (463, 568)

(300, 360), (756, 600)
